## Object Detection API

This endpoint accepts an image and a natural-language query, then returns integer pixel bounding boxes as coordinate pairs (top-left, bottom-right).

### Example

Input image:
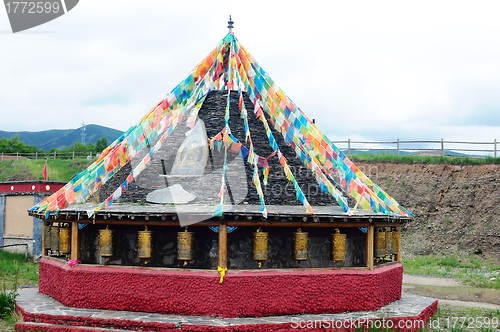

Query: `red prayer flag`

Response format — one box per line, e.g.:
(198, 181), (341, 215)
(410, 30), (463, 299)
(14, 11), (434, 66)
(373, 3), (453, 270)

(257, 156), (268, 168)
(56, 194), (68, 210)
(43, 160), (47, 181)
(231, 142), (242, 154)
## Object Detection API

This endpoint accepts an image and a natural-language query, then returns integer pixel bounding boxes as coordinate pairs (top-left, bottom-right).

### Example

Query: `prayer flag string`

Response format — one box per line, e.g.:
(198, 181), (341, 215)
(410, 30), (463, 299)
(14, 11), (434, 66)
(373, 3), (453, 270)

(31, 32), (412, 218)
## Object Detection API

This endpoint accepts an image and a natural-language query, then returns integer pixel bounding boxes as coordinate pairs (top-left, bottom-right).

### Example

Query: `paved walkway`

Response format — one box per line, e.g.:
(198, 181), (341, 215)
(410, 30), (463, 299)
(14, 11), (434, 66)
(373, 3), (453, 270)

(438, 299), (500, 310)
(403, 274), (500, 310)
(403, 274), (462, 287)
(17, 288), (436, 327)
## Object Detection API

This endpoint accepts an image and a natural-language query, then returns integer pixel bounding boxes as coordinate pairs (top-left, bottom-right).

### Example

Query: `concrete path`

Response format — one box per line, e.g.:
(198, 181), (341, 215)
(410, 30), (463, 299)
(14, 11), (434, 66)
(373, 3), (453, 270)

(403, 274), (500, 310)
(438, 299), (500, 310)
(403, 274), (462, 287)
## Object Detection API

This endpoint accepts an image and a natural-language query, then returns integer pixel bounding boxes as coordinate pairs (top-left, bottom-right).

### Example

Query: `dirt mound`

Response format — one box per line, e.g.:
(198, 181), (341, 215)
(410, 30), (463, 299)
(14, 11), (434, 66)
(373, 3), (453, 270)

(356, 162), (500, 258)
(8, 169), (37, 181)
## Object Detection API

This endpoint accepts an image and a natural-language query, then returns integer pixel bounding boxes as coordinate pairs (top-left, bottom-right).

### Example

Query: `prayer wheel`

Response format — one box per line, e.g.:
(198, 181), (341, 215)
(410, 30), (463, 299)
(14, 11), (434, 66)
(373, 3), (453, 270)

(99, 226), (114, 257)
(386, 227), (395, 257)
(392, 227), (400, 255)
(292, 228), (308, 261)
(177, 228), (194, 262)
(59, 225), (71, 254)
(138, 226), (153, 261)
(50, 225), (60, 253)
(374, 228), (386, 259)
(252, 230), (268, 262)
(331, 228), (346, 263)
(43, 223), (52, 250)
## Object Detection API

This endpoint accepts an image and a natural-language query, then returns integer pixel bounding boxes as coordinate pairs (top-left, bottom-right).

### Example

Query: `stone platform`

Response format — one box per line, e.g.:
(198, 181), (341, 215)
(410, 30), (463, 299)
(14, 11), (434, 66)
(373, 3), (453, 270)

(15, 287), (438, 331)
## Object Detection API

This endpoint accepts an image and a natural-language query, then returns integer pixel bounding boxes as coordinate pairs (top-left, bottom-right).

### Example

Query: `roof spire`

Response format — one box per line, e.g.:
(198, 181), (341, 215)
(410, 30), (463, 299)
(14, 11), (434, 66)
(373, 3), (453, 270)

(228, 15), (234, 33)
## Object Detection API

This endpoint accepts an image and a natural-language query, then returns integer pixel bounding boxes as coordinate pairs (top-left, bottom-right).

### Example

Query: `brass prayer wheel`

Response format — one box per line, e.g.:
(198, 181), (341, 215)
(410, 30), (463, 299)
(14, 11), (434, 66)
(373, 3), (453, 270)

(292, 228), (308, 261)
(386, 228), (395, 256)
(59, 225), (71, 254)
(43, 223), (52, 250)
(331, 228), (346, 263)
(138, 226), (153, 260)
(252, 230), (268, 261)
(50, 225), (60, 253)
(374, 228), (386, 258)
(392, 227), (400, 255)
(99, 226), (114, 257)
(177, 228), (194, 261)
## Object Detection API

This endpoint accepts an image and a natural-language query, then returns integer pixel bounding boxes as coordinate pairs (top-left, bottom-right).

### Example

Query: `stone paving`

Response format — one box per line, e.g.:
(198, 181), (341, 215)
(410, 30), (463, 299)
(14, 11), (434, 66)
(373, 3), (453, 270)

(17, 287), (437, 327)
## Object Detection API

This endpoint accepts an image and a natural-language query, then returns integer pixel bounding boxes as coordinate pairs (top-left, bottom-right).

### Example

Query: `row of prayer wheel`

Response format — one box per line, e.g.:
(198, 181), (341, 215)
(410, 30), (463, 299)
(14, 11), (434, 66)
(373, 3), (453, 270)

(98, 226), (193, 263)
(97, 227), (348, 264)
(288, 228), (346, 262)
(43, 223), (71, 255)
(374, 227), (400, 261)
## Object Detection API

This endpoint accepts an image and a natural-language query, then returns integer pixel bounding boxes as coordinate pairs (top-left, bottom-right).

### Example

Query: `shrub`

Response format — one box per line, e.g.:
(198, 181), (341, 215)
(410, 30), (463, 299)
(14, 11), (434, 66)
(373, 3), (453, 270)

(0, 283), (18, 319)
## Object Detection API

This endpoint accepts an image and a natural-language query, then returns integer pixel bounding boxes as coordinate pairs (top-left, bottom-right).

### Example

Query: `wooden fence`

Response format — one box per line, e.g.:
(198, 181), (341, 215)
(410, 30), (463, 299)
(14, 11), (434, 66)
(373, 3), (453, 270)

(330, 139), (498, 157)
(0, 151), (95, 160)
(0, 139), (498, 160)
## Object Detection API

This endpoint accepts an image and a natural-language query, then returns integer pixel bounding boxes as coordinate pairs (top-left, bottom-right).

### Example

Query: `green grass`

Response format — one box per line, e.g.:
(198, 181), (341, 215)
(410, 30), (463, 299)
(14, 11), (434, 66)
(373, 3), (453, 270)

(0, 250), (38, 331)
(403, 254), (500, 289)
(0, 158), (95, 182)
(348, 153), (500, 165)
(0, 250), (39, 287)
(428, 305), (500, 331)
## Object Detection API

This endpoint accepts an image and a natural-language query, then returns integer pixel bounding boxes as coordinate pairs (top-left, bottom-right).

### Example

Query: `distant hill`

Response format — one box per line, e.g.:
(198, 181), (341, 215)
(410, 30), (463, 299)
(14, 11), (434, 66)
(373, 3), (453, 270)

(0, 124), (124, 151)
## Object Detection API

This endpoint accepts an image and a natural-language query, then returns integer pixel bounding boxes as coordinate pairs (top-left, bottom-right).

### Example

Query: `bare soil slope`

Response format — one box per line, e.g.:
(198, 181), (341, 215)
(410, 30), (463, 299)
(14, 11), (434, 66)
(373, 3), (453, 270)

(355, 162), (500, 258)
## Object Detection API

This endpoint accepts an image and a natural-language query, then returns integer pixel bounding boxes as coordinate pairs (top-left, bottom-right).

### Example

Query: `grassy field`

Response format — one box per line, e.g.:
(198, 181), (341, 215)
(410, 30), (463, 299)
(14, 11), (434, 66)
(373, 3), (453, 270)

(426, 305), (500, 332)
(0, 250), (38, 289)
(0, 158), (94, 182)
(349, 154), (500, 165)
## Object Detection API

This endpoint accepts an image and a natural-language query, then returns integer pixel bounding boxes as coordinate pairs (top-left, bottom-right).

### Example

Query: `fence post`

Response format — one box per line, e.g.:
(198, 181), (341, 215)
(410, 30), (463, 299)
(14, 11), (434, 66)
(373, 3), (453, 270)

(72, 151), (75, 159)
(348, 139), (351, 155)
(17, 152), (19, 158)
(397, 138), (400, 156)
(1, 152), (3, 160)
(35, 152), (37, 160)
(441, 138), (444, 157)
(495, 139), (497, 158)
(54, 151), (56, 160)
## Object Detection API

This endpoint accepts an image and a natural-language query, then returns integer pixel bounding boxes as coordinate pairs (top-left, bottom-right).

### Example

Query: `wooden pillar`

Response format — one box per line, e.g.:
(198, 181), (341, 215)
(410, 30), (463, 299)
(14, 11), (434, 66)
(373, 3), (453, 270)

(71, 221), (79, 261)
(367, 224), (374, 271)
(42, 221), (49, 256)
(218, 220), (227, 269)
(396, 225), (401, 263)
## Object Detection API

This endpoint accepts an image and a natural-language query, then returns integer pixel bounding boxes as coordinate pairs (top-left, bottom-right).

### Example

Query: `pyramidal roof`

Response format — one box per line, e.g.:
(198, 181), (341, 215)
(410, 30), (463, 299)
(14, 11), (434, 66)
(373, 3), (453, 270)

(31, 29), (413, 220)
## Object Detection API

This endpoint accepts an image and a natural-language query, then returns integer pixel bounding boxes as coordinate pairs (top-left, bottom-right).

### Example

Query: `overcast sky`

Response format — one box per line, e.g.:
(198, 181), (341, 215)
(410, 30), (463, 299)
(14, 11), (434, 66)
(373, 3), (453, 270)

(1, 0), (500, 152)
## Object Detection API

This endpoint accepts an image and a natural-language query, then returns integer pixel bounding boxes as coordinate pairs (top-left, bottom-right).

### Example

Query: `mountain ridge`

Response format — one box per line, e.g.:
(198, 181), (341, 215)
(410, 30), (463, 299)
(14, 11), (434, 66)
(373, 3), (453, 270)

(0, 124), (124, 150)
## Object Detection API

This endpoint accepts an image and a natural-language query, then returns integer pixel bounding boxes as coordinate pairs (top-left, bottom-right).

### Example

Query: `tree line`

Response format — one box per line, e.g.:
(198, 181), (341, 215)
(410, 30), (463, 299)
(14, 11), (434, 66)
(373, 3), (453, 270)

(0, 136), (108, 154)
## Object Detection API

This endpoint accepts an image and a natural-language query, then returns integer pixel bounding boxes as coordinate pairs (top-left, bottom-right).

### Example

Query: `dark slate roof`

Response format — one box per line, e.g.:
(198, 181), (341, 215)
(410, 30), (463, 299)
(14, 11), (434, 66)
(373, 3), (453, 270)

(98, 91), (344, 205)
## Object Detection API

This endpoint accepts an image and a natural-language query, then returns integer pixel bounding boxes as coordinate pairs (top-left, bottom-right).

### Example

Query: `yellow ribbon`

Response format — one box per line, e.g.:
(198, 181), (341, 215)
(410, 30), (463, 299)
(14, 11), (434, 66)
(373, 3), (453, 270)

(217, 266), (227, 284)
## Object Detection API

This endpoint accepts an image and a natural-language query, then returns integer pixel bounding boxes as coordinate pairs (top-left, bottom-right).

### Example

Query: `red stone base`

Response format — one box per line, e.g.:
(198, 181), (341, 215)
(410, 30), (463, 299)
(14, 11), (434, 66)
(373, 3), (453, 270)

(39, 257), (403, 318)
